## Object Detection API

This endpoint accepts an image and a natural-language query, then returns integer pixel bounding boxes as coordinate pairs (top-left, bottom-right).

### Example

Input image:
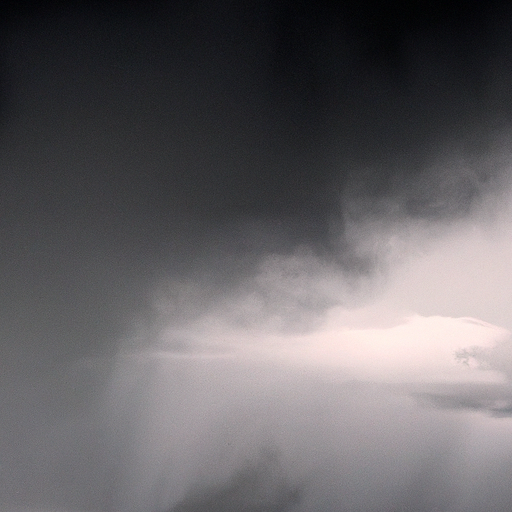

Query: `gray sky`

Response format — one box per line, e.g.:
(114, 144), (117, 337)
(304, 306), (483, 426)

(2, 2), (512, 511)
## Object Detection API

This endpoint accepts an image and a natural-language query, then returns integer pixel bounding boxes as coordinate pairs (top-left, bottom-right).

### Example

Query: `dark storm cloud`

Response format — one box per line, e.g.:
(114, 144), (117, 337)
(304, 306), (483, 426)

(2, 0), (512, 244)
(1, 1), (510, 365)
(3, 3), (512, 512)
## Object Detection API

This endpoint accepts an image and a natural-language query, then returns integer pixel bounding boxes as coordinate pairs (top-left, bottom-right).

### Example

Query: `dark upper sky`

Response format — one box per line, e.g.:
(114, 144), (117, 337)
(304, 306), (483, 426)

(2, 0), (512, 363)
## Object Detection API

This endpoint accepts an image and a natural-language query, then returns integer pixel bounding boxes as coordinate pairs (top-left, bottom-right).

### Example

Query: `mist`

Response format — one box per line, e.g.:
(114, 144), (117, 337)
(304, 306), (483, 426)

(2, 2), (512, 512)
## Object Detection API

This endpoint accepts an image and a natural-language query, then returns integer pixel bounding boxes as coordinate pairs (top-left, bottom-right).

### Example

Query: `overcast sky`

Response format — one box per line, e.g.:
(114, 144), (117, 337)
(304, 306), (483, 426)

(2, 2), (512, 512)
